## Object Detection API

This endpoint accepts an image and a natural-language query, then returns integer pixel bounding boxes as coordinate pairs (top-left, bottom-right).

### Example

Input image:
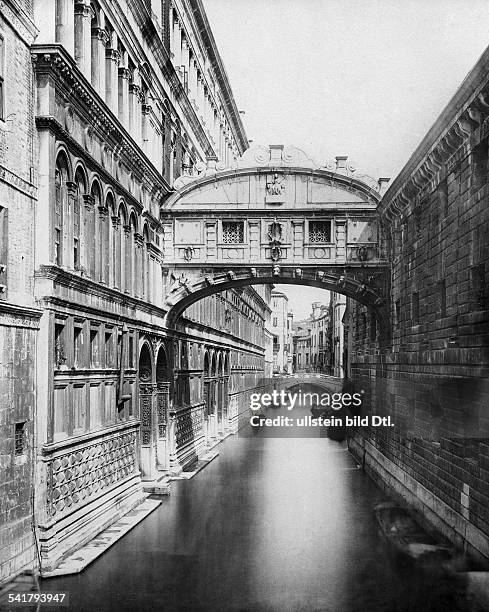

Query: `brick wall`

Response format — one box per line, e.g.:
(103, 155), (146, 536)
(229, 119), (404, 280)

(347, 45), (489, 560)
(0, 322), (38, 582)
(347, 47), (489, 559)
(0, 1), (39, 585)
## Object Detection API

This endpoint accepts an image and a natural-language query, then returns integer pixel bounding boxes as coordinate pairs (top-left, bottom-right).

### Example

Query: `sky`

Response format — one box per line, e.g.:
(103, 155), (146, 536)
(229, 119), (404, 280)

(203, 0), (489, 319)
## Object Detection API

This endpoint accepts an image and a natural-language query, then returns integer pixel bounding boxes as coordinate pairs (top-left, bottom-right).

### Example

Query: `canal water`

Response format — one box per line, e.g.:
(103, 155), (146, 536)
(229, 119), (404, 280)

(42, 406), (474, 611)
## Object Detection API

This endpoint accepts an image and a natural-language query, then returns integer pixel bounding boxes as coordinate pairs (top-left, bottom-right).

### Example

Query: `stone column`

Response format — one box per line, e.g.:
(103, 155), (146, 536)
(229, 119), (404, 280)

(105, 36), (120, 114)
(55, 0), (75, 56)
(169, 7), (174, 56)
(188, 55), (197, 103)
(82, 194), (95, 277)
(196, 73), (202, 119)
(139, 382), (158, 481)
(96, 204), (105, 283)
(206, 93), (214, 139)
(172, 15), (182, 67)
(118, 66), (131, 128)
(134, 233), (143, 298)
(129, 67), (142, 143)
(335, 219), (347, 263)
(119, 218), (126, 292)
(65, 181), (77, 269)
(217, 377), (224, 436)
(181, 38), (189, 88)
(74, 0), (92, 79)
(123, 224), (131, 294)
(156, 382), (170, 471)
(142, 103), (151, 154)
(91, 25), (108, 98)
(111, 215), (121, 289)
(197, 74), (206, 122)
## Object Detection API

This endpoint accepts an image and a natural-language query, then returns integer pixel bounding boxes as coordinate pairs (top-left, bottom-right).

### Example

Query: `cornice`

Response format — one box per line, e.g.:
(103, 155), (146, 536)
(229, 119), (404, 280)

(35, 115), (162, 229)
(176, 315), (266, 352)
(187, 0), (248, 154)
(380, 46), (489, 224)
(0, 301), (42, 320)
(32, 44), (171, 197)
(0, 163), (37, 198)
(0, 0), (38, 45)
(109, 1), (215, 160)
(163, 165), (381, 209)
(35, 265), (168, 318)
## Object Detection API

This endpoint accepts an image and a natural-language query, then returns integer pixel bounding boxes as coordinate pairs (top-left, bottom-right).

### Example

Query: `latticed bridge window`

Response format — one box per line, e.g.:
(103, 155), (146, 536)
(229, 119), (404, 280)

(309, 220), (331, 243)
(222, 221), (244, 244)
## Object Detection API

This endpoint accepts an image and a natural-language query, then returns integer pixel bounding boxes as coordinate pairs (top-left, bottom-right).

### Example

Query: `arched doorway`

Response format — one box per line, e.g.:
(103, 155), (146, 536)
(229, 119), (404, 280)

(138, 343), (156, 480)
(222, 353), (230, 433)
(216, 352), (223, 436)
(207, 351), (218, 443)
(203, 351), (211, 445)
(155, 346), (171, 471)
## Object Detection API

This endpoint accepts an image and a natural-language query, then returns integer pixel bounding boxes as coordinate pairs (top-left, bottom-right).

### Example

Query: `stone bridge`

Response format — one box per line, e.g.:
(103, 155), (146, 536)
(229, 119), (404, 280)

(273, 373), (344, 394)
(160, 145), (391, 336)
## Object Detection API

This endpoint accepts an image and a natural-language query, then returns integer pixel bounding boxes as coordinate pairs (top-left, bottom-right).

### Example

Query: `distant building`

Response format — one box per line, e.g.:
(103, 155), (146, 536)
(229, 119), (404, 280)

(331, 293), (346, 377)
(309, 302), (331, 372)
(292, 300), (331, 373)
(293, 325), (311, 372)
(271, 290), (293, 373)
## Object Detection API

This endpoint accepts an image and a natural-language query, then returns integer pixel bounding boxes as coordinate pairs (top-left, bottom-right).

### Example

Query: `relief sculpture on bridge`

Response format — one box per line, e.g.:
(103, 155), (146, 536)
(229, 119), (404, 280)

(265, 173), (286, 203)
(267, 219), (284, 262)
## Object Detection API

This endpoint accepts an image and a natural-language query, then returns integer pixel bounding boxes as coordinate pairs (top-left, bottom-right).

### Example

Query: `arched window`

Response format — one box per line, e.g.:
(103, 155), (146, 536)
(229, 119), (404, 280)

(54, 153), (69, 266)
(112, 202), (123, 290)
(74, 168), (87, 271)
(118, 204), (127, 292)
(91, 181), (102, 280)
(128, 212), (137, 296)
(104, 192), (114, 285)
(142, 225), (149, 300)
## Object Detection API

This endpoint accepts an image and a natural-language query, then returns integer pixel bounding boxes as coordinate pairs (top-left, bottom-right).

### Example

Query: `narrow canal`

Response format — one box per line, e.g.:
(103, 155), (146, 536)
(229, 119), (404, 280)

(42, 406), (472, 611)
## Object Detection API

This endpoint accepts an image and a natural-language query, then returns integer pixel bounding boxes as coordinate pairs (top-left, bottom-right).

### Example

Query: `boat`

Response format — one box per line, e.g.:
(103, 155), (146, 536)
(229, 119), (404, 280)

(374, 501), (454, 565)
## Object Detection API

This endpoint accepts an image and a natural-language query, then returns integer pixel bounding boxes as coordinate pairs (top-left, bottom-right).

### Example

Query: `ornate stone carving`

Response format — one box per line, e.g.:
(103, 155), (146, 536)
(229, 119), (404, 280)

(175, 406), (204, 447)
(91, 27), (109, 46)
(105, 48), (121, 64)
(83, 194), (94, 210)
(268, 219), (283, 262)
(265, 173), (285, 203)
(139, 368), (151, 383)
(118, 67), (131, 80)
(55, 337), (66, 368)
(64, 105), (74, 132)
(156, 382), (170, 438)
(47, 431), (137, 516)
(183, 246), (194, 261)
(169, 272), (191, 293)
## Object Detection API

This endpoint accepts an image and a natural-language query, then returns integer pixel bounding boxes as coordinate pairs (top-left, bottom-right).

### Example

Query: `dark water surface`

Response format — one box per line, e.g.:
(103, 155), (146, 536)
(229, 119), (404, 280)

(42, 411), (472, 611)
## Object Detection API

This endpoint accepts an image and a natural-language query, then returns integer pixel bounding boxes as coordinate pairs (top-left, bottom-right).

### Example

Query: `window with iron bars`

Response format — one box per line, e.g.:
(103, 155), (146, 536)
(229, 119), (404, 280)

(309, 220), (331, 243)
(222, 221), (244, 244)
(14, 422), (26, 455)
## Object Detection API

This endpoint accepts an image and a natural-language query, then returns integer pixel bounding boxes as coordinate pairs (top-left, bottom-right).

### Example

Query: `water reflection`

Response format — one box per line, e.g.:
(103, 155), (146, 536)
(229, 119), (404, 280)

(42, 416), (476, 611)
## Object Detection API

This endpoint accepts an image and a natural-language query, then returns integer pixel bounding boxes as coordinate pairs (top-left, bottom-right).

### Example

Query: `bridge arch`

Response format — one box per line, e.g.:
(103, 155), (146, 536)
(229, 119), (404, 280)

(163, 269), (390, 343)
(161, 145), (391, 342)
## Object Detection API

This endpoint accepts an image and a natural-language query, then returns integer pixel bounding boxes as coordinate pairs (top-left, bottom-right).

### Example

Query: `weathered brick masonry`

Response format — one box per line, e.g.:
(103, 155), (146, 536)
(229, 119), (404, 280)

(0, 0), (39, 583)
(348, 46), (489, 561)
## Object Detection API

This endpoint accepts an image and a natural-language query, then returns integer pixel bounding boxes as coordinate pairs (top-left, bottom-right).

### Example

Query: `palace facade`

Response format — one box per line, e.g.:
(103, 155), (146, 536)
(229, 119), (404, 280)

(0, 0), (264, 582)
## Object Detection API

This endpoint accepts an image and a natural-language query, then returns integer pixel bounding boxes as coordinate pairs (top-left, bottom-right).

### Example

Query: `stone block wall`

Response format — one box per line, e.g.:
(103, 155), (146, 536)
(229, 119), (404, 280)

(0, 315), (40, 582)
(0, 1), (39, 585)
(347, 46), (489, 560)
